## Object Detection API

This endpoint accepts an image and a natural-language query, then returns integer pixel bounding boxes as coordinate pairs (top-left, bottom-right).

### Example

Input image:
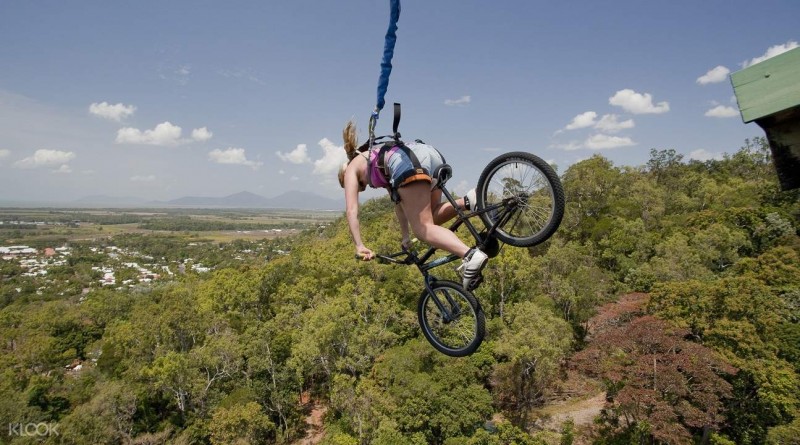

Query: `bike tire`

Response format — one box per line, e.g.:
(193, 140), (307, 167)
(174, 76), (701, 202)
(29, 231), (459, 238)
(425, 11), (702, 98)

(418, 280), (485, 357)
(476, 151), (565, 247)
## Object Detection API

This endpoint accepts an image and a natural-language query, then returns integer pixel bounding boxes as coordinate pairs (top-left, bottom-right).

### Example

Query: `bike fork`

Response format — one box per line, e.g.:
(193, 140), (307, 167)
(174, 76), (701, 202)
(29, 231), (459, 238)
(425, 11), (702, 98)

(422, 274), (461, 323)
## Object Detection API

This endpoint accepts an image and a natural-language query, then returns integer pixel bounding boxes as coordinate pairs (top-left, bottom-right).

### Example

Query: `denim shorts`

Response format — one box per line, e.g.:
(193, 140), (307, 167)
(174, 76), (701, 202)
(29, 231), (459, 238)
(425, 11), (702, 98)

(387, 143), (445, 189)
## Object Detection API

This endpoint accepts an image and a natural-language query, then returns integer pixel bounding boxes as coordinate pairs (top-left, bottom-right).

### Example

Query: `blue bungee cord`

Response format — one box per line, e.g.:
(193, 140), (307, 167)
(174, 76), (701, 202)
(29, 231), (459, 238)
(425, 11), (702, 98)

(369, 0), (401, 146)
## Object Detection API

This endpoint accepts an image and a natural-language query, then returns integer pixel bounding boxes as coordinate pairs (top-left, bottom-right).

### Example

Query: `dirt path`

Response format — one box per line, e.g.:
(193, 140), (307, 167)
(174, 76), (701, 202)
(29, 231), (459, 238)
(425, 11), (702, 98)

(295, 401), (327, 445)
(534, 392), (606, 430)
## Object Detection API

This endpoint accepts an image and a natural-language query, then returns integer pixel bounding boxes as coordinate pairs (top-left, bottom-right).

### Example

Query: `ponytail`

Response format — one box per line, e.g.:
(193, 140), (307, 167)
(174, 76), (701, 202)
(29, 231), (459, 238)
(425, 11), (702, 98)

(343, 120), (359, 161)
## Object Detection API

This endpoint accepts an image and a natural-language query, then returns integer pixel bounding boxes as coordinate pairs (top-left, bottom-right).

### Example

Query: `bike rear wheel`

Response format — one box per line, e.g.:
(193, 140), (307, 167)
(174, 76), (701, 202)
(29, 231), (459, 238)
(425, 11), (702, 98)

(418, 280), (485, 357)
(476, 151), (565, 247)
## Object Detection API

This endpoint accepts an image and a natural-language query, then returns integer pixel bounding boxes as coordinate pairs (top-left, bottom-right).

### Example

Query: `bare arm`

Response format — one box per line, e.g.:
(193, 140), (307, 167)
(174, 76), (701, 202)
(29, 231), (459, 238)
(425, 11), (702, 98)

(344, 165), (373, 259)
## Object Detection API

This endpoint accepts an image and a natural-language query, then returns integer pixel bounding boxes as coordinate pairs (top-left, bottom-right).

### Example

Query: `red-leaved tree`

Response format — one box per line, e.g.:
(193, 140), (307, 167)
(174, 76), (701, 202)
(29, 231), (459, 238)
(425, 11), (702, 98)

(573, 313), (736, 444)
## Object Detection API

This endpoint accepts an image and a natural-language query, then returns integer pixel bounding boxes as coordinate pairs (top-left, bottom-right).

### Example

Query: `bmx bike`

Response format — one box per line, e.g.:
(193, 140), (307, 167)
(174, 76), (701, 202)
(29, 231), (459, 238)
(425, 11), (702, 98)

(365, 151), (565, 357)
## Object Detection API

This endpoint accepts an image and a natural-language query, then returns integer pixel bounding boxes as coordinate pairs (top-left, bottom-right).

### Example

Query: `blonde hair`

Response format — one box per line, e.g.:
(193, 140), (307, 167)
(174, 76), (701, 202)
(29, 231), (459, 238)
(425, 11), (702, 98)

(339, 120), (360, 188)
(343, 120), (359, 161)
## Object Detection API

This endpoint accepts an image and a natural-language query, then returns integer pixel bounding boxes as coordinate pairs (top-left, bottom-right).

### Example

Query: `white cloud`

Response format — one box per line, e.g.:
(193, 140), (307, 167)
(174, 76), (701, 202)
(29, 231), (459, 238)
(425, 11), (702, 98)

(451, 180), (469, 196)
(290, 176), (300, 181)
(550, 141), (583, 151)
(89, 102), (136, 121)
(696, 66), (730, 85)
(14, 149), (76, 168)
(277, 144), (311, 164)
(594, 114), (635, 133)
(209, 147), (262, 169)
(688, 149), (724, 162)
(560, 112), (634, 134)
(565, 111), (597, 130)
(609, 89), (670, 114)
(131, 175), (156, 183)
(116, 122), (182, 146)
(0, 149), (10, 160)
(584, 134), (635, 150)
(704, 105), (739, 118)
(444, 95), (471, 106)
(53, 164), (72, 174)
(743, 41), (798, 67)
(312, 138), (348, 176)
(115, 122), (211, 146)
(191, 127), (213, 142)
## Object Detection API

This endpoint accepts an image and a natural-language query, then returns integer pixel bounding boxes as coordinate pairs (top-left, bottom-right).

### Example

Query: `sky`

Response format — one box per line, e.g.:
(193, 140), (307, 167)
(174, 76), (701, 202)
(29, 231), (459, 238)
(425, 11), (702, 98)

(0, 0), (798, 204)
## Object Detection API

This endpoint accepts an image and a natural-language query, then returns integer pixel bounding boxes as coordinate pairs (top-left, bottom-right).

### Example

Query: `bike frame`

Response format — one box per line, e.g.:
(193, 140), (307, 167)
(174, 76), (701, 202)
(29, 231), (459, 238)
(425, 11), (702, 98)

(375, 182), (520, 321)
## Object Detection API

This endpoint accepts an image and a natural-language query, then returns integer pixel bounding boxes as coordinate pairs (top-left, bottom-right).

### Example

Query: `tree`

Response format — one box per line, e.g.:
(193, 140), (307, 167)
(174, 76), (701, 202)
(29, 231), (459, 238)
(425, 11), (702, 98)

(57, 381), (139, 444)
(649, 277), (800, 443)
(196, 268), (267, 327)
(240, 321), (301, 440)
(560, 155), (622, 239)
(208, 401), (274, 445)
(531, 240), (613, 338)
(142, 351), (196, 415)
(330, 340), (494, 443)
(573, 315), (736, 444)
(692, 223), (751, 272)
(492, 301), (573, 426)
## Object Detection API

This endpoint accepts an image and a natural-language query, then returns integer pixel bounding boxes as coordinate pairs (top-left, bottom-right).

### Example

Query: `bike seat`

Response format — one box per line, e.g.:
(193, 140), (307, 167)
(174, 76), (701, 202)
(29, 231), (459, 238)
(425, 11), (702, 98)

(432, 164), (452, 187)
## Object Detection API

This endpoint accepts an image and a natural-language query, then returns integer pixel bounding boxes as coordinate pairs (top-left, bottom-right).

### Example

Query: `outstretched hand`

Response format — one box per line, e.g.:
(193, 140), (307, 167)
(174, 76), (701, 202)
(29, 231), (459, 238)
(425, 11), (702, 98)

(356, 246), (374, 261)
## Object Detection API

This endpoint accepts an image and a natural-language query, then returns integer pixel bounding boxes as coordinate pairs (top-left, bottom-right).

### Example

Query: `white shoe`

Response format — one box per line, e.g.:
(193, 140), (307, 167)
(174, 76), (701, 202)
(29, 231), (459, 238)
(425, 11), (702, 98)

(459, 248), (488, 290)
(464, 188), (476, 211)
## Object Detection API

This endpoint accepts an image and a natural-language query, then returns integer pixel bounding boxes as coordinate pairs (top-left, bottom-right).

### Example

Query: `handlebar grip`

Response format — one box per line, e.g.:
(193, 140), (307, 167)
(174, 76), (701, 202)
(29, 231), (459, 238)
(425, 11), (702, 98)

(356, 253), (405, 264)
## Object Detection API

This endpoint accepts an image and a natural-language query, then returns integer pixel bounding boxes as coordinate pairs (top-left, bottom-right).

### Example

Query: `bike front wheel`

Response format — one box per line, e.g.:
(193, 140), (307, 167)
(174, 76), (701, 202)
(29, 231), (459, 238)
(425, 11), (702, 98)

(476, 151), (565, 247)
(418, 280), (485, 357)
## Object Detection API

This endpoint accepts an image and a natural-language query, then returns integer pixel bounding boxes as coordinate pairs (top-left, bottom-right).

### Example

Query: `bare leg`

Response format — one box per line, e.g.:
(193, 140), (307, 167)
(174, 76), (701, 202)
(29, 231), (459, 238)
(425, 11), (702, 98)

(430, 188), (464, 226)
(399, 182), (469, 258)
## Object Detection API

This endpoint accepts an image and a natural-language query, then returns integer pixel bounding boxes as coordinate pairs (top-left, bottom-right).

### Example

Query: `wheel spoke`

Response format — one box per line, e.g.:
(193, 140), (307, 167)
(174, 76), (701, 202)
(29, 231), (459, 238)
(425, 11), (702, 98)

(421, 284), (482, 354)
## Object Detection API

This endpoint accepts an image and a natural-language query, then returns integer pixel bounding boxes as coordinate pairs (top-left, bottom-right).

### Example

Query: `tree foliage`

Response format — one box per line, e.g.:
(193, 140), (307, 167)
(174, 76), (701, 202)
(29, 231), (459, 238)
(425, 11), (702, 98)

(0, 137), (798, 443)
(573, 314), (736, 444)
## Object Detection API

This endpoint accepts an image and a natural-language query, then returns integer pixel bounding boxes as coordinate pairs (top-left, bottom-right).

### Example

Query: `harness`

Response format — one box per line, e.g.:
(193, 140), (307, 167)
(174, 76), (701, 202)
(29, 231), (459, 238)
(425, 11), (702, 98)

(377, 143), (424, 185)
(366, 104), (443, 203)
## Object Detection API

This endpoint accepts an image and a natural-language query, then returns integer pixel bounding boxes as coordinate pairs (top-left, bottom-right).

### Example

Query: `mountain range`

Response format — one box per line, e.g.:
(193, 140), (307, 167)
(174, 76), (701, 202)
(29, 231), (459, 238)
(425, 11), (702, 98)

(71, 191), (344, 210)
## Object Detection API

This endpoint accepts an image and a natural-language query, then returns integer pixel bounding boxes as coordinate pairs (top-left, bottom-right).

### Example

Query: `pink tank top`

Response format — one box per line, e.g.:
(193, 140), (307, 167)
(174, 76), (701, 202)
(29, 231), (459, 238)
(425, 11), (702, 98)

(367, 146), (398, 189)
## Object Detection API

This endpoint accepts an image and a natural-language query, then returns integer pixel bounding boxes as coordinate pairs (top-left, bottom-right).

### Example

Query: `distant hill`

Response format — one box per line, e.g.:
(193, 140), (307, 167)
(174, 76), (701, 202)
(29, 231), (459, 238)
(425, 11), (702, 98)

(266, 191), (344, 210)
(166, 191), (343, 210)
(72, 195), (151, 207)
(65, 191), (343, 210)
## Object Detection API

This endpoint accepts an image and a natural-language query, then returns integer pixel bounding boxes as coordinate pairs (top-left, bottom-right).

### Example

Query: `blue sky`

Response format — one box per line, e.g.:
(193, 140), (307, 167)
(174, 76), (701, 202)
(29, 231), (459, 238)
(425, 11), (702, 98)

(0, 0), (798, 203)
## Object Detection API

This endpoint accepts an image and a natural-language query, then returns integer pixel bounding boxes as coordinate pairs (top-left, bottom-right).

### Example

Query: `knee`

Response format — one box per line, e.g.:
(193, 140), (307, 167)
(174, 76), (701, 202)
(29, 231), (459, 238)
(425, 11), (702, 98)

(410, 222), (434, 242)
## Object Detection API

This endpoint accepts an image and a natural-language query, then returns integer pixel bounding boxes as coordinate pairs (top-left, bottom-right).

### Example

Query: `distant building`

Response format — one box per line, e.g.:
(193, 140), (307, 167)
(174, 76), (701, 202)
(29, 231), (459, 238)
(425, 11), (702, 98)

(0, 246), (38, 257)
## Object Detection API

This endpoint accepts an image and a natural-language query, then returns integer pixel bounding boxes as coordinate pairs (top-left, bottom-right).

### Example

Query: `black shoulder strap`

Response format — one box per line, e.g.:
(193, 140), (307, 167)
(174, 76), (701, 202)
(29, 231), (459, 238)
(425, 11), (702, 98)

(376, 142), (395, 179)
(393, 103), (401, 141)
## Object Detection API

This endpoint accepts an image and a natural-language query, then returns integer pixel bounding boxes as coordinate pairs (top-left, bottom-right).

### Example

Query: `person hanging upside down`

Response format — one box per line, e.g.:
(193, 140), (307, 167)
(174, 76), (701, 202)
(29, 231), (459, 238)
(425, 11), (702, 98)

(338, 121), (488, 290)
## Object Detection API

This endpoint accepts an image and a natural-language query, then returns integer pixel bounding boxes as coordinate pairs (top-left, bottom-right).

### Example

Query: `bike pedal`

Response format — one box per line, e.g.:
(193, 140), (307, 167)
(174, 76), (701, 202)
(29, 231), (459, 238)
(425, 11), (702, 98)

(466, 275), (484, 291)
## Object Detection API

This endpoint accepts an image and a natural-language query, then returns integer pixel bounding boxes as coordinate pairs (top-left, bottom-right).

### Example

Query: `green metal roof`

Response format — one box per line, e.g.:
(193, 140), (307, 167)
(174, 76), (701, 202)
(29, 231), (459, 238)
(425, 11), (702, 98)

(731, 47), (800, 123)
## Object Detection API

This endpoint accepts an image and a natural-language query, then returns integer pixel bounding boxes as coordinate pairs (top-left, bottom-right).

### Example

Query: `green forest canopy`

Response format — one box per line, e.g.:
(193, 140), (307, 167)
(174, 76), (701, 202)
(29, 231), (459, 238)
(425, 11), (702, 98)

(0, 137), (798, 444)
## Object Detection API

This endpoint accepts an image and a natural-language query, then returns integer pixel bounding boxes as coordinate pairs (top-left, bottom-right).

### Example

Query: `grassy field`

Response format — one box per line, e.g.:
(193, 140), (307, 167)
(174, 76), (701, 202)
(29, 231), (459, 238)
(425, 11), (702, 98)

(0, 208), (341, 245)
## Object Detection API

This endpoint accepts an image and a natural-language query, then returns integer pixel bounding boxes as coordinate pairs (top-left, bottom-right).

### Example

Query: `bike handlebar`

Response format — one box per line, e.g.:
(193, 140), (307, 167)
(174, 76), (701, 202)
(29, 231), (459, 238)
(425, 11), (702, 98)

(355, 251), (414, 265)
